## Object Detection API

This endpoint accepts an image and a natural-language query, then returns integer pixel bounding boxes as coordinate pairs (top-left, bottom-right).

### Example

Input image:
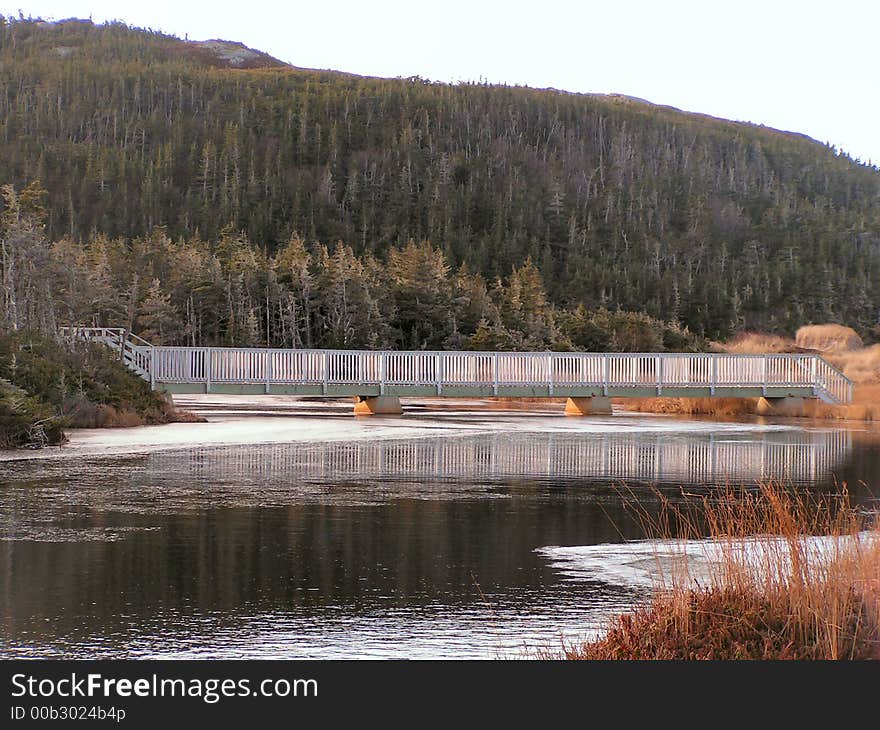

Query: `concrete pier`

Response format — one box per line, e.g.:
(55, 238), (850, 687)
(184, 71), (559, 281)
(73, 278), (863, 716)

(564, 396), (613, 416)
(756, 396), (807, 417)
(353, 395), (404, 416)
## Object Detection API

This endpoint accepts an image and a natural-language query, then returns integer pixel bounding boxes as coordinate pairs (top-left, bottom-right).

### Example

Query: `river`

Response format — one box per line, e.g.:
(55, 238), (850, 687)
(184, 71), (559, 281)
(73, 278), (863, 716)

(1, 398), (878, 659)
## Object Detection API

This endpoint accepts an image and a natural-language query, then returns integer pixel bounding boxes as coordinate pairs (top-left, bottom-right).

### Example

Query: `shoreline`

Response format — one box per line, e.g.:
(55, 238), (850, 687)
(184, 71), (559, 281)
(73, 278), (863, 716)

(4, 388), (876, 462)
(555, 483), (880, 660)
(621, 384), (880, 422)
(1, 394), (860, 463)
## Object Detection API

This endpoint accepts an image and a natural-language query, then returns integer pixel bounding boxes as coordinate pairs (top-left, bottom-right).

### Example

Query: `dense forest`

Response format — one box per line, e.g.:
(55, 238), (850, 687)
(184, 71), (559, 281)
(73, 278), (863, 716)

(1, 16), (879, 347)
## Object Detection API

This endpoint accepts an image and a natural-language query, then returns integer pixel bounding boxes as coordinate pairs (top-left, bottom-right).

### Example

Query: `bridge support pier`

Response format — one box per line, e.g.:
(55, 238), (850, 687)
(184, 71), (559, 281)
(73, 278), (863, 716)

(564, 396), (613, 416)
(756, 396), (807, 417)
(353, 395), (403, 416)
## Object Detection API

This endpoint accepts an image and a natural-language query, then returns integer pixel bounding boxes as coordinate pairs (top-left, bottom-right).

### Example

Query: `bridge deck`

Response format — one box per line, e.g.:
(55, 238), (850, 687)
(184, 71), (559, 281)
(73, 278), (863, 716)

(61, 328), (854, 405)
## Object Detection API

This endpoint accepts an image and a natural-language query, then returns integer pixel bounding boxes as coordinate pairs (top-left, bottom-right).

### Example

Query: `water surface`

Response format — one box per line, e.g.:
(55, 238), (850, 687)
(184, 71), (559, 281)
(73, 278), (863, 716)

(1, 407), (877, 659)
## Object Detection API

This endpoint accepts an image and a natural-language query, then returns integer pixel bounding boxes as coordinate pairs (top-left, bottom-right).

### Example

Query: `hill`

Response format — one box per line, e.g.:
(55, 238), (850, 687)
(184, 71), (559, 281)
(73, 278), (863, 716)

(0, 16), (878, 345)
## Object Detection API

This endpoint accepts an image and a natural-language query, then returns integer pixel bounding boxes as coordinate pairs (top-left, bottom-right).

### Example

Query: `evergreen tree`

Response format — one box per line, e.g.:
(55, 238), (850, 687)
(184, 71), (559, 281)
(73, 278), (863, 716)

(138, 278), (178, 344)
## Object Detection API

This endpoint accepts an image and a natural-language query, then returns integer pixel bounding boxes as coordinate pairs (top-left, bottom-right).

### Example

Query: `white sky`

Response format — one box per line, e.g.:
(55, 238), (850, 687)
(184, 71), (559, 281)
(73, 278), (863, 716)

(2, 0), (878, 166)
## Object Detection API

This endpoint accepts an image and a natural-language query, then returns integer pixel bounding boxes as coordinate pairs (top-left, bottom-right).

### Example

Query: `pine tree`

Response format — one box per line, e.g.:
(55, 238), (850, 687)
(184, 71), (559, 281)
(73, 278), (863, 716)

(138, 278), (178, 344)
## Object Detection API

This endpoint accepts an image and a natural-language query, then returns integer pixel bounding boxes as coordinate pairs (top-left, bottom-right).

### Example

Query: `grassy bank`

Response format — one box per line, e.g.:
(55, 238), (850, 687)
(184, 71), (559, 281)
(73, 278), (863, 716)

(624, 385), (880, 421)
(0, 330), (200, 448)
(623, 325), (880, 421)
(558, 483), (880, 660)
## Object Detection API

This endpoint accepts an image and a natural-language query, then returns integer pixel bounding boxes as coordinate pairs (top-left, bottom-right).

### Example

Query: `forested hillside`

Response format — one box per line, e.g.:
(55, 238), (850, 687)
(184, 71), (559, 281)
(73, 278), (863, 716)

(1, 16), (879, 347)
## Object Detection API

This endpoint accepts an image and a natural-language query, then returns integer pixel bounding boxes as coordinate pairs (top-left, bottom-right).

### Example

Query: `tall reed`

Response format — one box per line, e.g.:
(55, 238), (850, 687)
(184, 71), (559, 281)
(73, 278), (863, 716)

(565, 482), (880, 659)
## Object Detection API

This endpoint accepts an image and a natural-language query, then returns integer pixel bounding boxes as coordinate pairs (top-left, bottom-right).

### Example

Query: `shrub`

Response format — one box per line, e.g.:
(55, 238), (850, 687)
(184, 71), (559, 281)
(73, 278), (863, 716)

(0, 329), (188, 446)
(560, 307), (704, 353)
(0, 378), (66, 447)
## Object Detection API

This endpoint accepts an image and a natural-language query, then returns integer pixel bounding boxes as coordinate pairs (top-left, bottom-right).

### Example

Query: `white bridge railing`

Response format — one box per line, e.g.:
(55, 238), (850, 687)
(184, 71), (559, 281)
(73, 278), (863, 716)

(60, 328), (855, 404)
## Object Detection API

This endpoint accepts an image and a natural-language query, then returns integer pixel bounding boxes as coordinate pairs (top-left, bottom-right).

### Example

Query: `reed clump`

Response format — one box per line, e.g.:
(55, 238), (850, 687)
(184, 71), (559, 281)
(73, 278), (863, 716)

(565, 482), (880, 660)
(624, 397), (757, 418)
(721, 332), (805, 354)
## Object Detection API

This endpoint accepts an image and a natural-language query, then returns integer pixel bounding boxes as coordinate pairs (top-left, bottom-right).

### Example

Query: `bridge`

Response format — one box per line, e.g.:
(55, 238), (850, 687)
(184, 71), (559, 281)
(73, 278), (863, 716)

(63, 327), (854, 416)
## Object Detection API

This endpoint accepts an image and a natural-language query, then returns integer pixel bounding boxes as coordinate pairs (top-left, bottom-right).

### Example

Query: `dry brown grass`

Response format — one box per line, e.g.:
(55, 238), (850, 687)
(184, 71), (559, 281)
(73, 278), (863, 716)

(720, 332), (803, 354)
(624, 397), (758, 418)
(798, 385), (880, 421)
(167, 407), (207, 423)
(629, 324), (880, 421)
(719, 326), (879, 385)
(62, 393), (206, 428)
(824, 345), (880, 385)
(484, 397), (566, 409)
(625, 390), (880, 422)
(796, 324), (864, 352)
(563, 483), (880, 660)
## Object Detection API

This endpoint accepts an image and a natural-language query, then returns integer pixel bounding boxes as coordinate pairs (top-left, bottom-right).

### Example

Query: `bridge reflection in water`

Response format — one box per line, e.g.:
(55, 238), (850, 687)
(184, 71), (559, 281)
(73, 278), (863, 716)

(150, 429), (852, 487)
